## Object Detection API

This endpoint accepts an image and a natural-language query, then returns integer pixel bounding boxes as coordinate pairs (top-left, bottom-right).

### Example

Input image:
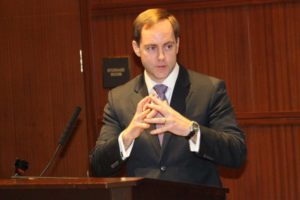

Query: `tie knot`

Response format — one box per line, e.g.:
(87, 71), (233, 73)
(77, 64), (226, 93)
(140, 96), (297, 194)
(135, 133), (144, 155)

(153, 84), (168, 100)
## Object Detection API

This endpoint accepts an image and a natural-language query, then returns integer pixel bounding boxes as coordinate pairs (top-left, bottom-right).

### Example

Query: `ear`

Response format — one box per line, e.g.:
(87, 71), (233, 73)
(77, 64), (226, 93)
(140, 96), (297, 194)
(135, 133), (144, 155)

(176, 37), (180, 54)
(132, 40), (141, 57)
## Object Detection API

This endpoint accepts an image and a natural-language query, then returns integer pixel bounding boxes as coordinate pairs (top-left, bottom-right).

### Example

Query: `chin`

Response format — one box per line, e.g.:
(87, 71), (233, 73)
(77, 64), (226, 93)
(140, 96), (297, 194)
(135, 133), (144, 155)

(154, 74), (169, 82)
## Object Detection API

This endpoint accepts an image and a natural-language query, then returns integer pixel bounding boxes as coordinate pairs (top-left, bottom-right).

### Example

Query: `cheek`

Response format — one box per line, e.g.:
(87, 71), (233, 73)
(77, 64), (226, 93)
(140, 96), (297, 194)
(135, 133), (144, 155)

(140, 54), (154, 66)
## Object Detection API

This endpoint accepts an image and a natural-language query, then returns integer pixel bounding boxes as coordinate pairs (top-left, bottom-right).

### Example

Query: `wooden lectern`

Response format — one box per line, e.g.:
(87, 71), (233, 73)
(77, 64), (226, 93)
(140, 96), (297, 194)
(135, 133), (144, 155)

(0, 177), (228, 200)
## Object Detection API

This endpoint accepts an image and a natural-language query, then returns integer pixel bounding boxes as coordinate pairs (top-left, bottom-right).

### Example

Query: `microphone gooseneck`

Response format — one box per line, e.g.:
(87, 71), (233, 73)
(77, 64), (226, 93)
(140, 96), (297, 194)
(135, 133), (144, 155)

(39, 106), (81, 176)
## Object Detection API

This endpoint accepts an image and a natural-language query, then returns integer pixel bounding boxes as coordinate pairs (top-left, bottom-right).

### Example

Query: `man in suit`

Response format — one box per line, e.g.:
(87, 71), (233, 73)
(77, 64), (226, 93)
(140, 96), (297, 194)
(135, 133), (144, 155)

(90, 8), (247, 187)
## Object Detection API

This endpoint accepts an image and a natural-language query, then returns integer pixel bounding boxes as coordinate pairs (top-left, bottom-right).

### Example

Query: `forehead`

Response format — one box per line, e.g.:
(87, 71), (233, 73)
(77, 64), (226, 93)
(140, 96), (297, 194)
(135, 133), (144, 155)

(140, 20), (176, 44)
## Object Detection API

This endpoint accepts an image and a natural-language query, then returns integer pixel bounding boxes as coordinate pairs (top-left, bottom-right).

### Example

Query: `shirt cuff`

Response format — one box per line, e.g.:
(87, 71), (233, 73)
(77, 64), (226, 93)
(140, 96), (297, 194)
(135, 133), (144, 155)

(118, 131), (134, 160)
(189, 129), (201, 152)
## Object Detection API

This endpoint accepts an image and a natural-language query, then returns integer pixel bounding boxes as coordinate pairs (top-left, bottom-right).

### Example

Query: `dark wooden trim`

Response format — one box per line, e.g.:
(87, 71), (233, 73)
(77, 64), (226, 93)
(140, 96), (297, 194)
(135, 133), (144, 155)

(91, 0), (297, 17)
(79, 0), (98, 153)
(0, 177), (228, 200)
(237, 111), (300, 126)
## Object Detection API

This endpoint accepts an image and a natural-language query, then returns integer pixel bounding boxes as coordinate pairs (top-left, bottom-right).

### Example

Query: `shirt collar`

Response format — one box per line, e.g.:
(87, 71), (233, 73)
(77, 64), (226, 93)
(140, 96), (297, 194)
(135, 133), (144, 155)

(144, 63), (179, 96)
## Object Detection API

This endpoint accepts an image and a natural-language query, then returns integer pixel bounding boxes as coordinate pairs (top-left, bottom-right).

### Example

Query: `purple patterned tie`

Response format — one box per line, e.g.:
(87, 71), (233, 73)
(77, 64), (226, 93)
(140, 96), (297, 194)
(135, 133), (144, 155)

(153, 84), (168, 146)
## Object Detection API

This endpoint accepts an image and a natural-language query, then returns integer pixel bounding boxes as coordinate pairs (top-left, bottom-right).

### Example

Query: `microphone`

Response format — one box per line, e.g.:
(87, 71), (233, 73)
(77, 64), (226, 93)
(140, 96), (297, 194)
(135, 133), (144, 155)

(14, 159), (29, 176)
(58, 106), (81, 146)
(39, 106), (81, 176)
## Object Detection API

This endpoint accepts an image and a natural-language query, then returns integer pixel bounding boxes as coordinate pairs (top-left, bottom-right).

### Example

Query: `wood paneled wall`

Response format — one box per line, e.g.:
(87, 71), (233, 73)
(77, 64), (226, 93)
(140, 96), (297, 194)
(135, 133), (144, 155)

(222, 125), (300, 199)
(1, 0), (299, 199)
(90, 0), (300, 199)
(0, 0), (90, 177)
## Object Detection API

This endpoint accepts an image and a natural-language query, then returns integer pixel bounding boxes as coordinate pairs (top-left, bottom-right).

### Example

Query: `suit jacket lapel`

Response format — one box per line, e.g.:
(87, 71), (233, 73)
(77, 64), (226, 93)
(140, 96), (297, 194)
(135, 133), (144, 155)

(170, 65), (191, 120)
(161, 65), (191, 154)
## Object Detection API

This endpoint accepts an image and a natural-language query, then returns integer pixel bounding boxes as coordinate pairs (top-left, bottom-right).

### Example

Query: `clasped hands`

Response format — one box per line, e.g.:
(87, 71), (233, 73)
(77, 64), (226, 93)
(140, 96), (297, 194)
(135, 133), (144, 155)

(122, 95), (192, 147)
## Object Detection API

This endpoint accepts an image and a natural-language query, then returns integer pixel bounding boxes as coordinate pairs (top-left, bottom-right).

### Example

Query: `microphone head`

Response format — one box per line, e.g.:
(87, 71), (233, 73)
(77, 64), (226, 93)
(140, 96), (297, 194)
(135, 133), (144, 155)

(58, 106), (81, 146)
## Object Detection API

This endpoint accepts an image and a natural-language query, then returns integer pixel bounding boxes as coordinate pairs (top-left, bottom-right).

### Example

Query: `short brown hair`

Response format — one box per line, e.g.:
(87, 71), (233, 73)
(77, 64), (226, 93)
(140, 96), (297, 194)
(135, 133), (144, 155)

(133, 8), (180, 45)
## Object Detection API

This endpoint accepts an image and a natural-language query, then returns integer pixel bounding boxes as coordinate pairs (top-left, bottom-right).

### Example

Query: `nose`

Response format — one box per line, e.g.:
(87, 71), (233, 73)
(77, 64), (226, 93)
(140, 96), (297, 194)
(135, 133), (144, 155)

(158, 48), (165, 61)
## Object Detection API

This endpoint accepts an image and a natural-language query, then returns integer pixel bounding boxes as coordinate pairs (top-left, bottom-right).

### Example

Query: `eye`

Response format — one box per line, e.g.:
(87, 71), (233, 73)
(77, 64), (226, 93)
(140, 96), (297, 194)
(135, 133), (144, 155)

(145, 45), (157, 52)
(164, 43), (174, 51)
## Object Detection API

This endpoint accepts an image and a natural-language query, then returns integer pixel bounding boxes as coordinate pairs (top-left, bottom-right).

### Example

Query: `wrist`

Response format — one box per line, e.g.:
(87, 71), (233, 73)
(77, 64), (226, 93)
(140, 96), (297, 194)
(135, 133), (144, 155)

(185, 121), (199, 140)
(122, 130), (135, 149)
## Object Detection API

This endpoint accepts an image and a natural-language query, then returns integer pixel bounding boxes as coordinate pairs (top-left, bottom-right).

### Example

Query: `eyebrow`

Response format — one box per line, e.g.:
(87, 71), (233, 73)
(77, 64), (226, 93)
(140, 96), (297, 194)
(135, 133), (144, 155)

(144, 41), (176, 47)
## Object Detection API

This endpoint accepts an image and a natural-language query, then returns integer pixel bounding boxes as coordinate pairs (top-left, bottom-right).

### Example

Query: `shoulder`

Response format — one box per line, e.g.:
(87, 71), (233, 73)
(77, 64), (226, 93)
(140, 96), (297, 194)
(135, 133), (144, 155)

(187, 69), (225, 91)
(105, 74), (145, 113)
(109, 74), (142, 96)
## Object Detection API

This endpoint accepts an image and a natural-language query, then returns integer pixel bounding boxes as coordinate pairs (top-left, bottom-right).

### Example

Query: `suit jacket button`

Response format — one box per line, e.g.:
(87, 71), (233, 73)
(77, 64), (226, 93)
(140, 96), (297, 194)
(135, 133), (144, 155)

(160, 166), (167, 172)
